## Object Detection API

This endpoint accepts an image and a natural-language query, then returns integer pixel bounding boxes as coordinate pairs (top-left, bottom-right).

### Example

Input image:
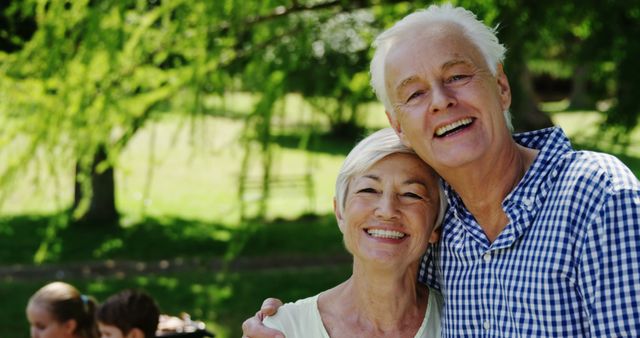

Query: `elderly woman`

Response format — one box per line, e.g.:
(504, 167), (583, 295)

(262, 128), (446, 338)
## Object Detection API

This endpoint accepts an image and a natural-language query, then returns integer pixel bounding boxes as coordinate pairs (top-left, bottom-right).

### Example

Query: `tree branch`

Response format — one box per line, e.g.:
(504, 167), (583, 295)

(217, 0), (378, 35)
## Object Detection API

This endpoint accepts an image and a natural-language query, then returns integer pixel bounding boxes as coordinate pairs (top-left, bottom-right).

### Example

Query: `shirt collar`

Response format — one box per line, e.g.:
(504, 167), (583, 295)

(443, 127), (573, 249)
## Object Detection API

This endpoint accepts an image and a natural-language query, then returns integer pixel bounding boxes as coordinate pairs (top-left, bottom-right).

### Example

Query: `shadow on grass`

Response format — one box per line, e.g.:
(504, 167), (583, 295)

(0, 214), (232, 264)
(0, 212), (346, 266)
(238, 213), (345, 257)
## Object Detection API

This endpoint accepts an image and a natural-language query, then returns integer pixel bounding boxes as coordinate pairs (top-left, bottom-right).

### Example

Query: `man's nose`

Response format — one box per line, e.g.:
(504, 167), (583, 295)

(430, 84), (456, 114)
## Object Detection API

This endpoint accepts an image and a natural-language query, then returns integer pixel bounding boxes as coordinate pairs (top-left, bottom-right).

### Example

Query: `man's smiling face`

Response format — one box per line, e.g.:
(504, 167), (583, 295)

(385, 22), (512, 172)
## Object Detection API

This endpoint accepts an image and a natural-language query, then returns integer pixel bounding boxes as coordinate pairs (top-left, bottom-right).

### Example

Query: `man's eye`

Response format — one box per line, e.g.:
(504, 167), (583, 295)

(446, 74), (470, 83)
(406, 90), (424, 102)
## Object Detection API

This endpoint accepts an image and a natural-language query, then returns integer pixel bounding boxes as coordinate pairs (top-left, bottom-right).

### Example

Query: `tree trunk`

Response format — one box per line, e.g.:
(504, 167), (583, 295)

(73, 145), (119, 226)
(569, 64), (593, 110)
(509, 64), (554, 132)
(498, 3), (554, 133)
(607, 17), (640, 131)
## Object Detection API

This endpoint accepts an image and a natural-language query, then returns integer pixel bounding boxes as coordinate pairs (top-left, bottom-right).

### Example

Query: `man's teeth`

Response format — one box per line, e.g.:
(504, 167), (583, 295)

(367, 229), (406, 239)
(435, 118), (473, 136)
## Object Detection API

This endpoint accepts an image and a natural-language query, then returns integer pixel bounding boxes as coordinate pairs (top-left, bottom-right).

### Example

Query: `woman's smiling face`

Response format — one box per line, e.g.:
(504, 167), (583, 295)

(337, 153), (439, 268)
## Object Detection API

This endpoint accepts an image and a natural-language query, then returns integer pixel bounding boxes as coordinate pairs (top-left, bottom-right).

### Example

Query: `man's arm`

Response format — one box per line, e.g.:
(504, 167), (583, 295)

(241, 298), (285, 338)
(578, 188), (640, 336)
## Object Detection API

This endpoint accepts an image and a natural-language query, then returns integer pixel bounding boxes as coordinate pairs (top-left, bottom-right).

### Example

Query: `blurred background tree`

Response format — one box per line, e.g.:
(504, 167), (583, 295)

(1, 0), (638, 223)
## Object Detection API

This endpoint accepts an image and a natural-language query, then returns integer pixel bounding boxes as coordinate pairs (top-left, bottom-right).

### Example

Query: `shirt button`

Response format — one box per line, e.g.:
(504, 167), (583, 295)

(483, 320), (490, 330)
(523, 197), (533, 208)
(483, 253), (491, 262)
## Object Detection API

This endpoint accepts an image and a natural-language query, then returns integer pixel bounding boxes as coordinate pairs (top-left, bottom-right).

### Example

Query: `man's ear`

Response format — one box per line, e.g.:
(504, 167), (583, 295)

(495, 64), (511, 110)
(334, 197), (346, 234)
(385, 110), (411, 148)
(125, 328), (145, 338)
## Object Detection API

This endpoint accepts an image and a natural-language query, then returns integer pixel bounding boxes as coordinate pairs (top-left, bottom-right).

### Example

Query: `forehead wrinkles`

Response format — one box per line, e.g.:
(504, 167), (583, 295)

(384, 23), (486, 89)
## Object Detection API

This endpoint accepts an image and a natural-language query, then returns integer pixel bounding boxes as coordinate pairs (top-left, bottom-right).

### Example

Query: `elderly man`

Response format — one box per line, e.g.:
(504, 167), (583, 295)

(243, 3), (640, 337)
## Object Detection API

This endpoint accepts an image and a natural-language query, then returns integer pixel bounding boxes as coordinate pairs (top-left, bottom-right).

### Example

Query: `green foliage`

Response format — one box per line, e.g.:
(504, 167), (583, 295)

(0, 0), (405, 223)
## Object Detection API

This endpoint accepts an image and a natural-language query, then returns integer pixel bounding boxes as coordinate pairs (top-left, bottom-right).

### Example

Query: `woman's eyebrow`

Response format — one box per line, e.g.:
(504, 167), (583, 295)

(403, 179), (428, 188)
(362, 174), (381, 182)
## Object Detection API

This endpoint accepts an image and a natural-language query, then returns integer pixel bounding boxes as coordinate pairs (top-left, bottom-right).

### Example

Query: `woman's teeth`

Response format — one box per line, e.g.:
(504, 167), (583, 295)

(366, 229), (406, 239)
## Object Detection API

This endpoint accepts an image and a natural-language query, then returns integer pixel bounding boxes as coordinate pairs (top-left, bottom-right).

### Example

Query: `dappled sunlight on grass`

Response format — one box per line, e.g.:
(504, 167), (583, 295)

(551, 110), (640, 178)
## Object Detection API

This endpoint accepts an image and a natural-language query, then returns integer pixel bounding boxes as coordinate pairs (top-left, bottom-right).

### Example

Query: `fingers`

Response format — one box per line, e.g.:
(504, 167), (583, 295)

(240, 299), (285, 338)
(259, 298), (284, 318)
(241, 314), (285, 338)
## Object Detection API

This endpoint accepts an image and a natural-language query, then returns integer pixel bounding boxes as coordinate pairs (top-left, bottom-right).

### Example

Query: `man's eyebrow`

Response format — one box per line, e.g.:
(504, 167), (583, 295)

(395, 75), (419, 91)
(442, 59), (472, 71)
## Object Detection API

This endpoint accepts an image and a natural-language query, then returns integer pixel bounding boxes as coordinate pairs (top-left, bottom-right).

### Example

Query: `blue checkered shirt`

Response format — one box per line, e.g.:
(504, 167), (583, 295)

(420, 127), (640, 337)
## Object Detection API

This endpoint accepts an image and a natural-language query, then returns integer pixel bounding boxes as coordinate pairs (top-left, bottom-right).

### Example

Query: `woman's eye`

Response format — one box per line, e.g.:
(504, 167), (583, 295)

(356, 188), (377, 194)
(402, 192), (423, 199)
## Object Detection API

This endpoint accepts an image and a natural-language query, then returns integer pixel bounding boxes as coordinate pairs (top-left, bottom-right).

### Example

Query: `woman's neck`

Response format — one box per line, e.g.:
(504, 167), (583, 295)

(320, 261), (428, 336)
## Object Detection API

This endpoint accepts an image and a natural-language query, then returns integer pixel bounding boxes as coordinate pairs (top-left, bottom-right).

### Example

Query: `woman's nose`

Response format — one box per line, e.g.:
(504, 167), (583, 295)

(374, 193), (399, 219)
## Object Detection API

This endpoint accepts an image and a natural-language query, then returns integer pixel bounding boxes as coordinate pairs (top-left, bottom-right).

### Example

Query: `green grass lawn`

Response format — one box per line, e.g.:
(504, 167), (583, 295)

(1, 96), (639, 337)
(0, 212), (350, 338)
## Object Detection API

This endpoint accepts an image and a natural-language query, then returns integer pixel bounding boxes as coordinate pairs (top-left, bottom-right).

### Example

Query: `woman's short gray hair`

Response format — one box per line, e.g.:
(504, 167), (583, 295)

(370, 3), (508, 120)
(335, 128), (447, 228)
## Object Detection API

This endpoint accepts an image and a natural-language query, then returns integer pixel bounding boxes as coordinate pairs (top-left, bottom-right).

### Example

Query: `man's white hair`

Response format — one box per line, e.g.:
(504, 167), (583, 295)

(370, 3), (512, 129)
(335, 128), (447, 229)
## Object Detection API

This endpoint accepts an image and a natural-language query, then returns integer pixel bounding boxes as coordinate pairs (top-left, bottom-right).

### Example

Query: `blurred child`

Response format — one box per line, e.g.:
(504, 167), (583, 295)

(96, 289), (160, 338)
(26, 281), (98, 338)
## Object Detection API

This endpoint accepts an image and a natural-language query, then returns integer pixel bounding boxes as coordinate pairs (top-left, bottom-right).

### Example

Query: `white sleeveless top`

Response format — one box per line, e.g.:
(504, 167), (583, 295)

(263, 289), (442, 338)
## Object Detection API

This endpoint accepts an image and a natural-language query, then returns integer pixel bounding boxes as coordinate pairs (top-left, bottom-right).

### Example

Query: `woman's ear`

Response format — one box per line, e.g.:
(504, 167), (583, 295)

(126, 327), (145, 338)
(428, 227), (441, 244)
(334, 197), (346, 234)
